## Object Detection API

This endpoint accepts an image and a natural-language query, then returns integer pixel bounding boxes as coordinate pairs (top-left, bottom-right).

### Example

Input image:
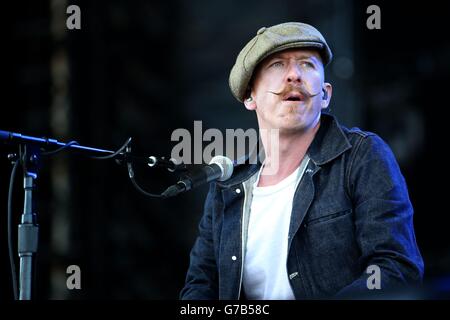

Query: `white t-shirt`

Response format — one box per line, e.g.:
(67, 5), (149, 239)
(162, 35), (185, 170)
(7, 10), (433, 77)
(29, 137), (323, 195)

(243, 161), (308, 300)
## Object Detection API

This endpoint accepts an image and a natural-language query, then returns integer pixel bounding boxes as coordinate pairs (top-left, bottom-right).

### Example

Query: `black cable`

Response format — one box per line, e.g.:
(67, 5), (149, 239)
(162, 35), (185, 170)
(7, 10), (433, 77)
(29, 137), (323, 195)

(91, 137), (132, 160)
(8, 160), (19, 300)
(127, 161), (164, 198)
(41, 140), (80, 156)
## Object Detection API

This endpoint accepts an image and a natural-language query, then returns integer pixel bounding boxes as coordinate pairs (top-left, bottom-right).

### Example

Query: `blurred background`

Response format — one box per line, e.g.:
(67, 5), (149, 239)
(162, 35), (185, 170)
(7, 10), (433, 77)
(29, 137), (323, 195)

(1, 0), (449, 299)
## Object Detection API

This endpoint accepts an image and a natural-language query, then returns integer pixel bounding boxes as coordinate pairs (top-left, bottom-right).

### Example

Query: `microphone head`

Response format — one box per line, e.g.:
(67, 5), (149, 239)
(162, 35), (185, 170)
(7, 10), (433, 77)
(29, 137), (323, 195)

(209, 155), (234, 181)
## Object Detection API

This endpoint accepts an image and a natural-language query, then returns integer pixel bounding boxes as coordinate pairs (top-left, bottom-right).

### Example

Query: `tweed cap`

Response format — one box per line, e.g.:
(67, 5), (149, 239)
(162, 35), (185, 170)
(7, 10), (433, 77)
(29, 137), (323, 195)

(229, 22), (333, 102)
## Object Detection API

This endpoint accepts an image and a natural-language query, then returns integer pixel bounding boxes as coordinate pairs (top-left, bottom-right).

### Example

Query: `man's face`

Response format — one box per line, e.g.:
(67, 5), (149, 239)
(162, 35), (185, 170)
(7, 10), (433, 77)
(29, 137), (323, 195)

(245, 48), (332, 134)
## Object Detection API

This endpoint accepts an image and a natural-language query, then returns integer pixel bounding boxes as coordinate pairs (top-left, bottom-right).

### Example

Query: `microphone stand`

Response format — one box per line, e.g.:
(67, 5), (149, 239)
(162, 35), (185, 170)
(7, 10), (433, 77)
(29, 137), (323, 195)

(1, 129), (177, 300)
(18, 144), (40, 300)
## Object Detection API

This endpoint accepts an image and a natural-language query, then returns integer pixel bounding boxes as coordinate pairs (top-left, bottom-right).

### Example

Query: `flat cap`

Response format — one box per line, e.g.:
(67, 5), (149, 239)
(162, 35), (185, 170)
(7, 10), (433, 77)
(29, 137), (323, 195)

(229, 22), (333, 102)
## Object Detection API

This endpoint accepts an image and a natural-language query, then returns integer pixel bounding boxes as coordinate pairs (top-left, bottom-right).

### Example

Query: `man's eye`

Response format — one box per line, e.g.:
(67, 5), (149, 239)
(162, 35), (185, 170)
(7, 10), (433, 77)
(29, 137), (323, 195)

(270, 61), (284, 68)
(300, 61), (314, 68)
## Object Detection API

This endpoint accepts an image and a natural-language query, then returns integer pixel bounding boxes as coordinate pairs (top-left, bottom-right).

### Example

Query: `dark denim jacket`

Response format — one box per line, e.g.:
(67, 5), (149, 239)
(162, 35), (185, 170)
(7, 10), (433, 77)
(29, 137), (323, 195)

(180, 113), (424, 299)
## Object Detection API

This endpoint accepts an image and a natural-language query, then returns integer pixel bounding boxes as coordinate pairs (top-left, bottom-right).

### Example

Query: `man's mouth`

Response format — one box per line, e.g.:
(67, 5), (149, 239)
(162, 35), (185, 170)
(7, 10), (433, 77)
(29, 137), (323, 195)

(283, 92), (305, 102)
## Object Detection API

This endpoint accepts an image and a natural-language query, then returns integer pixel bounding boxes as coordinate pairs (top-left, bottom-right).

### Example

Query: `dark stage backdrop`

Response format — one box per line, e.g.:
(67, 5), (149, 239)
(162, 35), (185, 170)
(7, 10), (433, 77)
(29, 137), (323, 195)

(2, 0), (449, 299)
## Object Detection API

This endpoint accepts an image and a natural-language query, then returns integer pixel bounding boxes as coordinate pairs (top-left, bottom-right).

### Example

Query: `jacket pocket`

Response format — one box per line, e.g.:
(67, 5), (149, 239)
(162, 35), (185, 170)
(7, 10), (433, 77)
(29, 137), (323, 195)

(304, 208), (352, 227)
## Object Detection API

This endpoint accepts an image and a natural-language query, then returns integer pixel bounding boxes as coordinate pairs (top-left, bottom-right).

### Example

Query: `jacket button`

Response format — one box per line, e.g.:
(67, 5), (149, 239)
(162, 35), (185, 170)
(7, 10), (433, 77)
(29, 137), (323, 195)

(235, 188), (241, 194)
(232, 255), (237, 261)
(289, 272), (299, 280)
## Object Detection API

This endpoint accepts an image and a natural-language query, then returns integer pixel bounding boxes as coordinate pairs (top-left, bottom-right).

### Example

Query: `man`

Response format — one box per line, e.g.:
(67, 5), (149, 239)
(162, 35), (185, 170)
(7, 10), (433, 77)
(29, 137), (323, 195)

(180, 22), (424, 299)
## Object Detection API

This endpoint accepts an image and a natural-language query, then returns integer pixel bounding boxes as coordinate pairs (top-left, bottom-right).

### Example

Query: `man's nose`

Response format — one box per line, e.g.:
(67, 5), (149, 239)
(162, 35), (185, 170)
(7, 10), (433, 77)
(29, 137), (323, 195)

(286, 63), (302, 83)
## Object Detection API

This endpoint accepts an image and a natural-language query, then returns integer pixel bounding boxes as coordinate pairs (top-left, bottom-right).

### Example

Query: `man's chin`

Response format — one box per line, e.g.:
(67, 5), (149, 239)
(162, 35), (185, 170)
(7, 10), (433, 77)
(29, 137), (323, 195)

(277, 123), (306, 135)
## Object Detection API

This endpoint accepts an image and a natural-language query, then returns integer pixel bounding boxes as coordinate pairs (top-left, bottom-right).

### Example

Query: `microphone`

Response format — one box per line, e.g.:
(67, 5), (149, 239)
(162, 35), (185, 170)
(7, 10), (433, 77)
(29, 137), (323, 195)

(162, 155), (234, 198)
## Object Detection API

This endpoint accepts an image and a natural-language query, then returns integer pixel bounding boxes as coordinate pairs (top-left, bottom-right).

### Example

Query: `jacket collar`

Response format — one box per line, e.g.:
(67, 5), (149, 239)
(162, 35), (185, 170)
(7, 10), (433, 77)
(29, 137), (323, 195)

(307, 112), (352, 166)
(218, 113), (352, 188)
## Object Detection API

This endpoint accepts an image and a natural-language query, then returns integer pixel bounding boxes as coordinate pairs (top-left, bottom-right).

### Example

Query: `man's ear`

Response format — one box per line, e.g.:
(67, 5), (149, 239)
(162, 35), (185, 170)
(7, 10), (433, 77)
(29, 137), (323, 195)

(321, 82), (332, 110)
(244, 96), (257, 111)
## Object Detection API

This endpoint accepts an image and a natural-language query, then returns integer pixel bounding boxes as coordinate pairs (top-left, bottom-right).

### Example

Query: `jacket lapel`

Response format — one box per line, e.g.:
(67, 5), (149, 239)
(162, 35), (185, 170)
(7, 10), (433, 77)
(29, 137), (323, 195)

(287, 161), (320, 253)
